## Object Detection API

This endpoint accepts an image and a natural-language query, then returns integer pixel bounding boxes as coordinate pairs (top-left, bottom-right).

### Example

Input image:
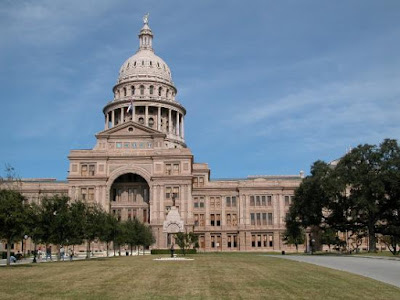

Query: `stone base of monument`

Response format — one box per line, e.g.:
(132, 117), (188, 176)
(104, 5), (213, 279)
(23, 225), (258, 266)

(153, 257), (194, 261)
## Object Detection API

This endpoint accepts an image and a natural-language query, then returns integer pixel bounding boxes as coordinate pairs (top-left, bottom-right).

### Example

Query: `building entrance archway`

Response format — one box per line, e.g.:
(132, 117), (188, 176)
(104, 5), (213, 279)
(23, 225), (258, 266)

(110, 173), (150, 223)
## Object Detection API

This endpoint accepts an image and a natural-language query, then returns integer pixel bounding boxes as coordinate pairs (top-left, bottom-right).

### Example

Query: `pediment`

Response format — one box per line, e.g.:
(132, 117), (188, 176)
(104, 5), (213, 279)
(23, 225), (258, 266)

(96, 121), (165, 139)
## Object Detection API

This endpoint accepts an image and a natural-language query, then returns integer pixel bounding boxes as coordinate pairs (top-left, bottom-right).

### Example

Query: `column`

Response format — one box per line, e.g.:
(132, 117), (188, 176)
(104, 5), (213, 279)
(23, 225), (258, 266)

(121, 107), (125, 124)
(176, 112), (180, 136)
(145, 105), (149, 126)
(181, 116), (184, 138)
(157, 107), (161, 131)
(111, 110), (115, 127)
(168, 109), (172, 133)
(105, 113), (109, 130)
(159, 186), (164, 221)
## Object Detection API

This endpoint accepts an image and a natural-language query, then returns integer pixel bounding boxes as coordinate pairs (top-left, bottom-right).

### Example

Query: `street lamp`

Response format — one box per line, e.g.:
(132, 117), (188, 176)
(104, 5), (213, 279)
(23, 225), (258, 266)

(311, 239), (315, 255)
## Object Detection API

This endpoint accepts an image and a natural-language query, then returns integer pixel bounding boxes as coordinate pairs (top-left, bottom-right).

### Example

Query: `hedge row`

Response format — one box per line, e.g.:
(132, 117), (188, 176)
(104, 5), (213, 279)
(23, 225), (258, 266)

(151, 249), (197, 255)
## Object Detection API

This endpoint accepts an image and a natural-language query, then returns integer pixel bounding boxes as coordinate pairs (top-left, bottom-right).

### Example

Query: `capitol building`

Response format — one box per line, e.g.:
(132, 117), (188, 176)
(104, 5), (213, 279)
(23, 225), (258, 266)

(8, 17), (304, 252)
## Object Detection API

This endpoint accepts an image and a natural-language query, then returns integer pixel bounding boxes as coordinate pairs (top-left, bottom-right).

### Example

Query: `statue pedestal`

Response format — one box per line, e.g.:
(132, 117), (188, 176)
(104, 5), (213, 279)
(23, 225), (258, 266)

(163, 206), (184, 233)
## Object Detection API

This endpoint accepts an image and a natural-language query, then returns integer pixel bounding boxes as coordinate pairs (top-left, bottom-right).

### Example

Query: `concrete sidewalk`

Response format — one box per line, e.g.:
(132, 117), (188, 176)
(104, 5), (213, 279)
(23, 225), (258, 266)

(268, 255), (400, 288)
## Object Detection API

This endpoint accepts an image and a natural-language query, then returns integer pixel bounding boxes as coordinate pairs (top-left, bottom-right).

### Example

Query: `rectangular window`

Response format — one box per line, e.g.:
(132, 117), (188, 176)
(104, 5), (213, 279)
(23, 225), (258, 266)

(256, 196), (261, 206)
(165, 187), (171, 199)
(81, 188), (87, 200)
(89, 165), (95, 176)
(252, 235), (256, 247)
(268, 213), (273, 225)
(285, 195), (290, 206)
(165, 164), (172, 175)
(216, 197), (221, 208)
(199, 236), (205, 248)
(232, 214), (237, 226)
(267, 195), (272, 206)
(227, 235), (232, 248)
(263, 235), (267, 247)
(251, 213), (255, 225)
(193, 177), (198, 187)
(216, 214), (221, 226)
(211, 214), (215, 226)
(256, 213), (261, 226)
(269, 235), (273, 247)
(88, 188), (95, 201)
(226, 197), (231, 207)
(226, 214), (231, 225)
(173, 163), (179, 174)
(124, 143), (130, 148)
(199, 197), (205, 208)
(173, 187), (179, 199)
(261, 196), (266, 206)
(194, 214), (199, 226)
(258, 235), (262, 247)
(262, 213), (267, 225)
(199, 214), (205, 226)
(116, 142), (122, 148)
(199, 177), (204, 186)
(210, 197), (215, 209)
(81, 165), (88, 176)
(231, 196), (237, 207)
(132, 142), (137, 148)
(211, 236), (215, 248)
(250, 195), (255, 206)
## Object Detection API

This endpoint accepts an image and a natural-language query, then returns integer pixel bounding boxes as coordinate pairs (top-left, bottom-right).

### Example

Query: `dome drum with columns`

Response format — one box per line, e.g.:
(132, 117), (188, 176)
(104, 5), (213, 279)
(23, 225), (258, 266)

(102, 16), (185, 148)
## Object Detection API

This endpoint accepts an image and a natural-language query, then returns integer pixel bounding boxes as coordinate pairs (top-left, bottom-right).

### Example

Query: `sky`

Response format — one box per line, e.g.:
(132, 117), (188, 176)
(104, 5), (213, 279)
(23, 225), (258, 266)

(1, 0), (400, 180)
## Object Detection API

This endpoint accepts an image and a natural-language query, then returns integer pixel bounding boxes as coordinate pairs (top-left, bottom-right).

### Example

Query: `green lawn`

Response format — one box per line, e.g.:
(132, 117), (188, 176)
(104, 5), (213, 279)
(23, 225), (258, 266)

(1, 253), (399, 299)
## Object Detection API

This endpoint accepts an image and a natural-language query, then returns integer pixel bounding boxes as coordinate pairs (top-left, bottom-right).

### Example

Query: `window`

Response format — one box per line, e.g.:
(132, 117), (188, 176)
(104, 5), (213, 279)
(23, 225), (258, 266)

(194, 196), (205, 208)
(232, 214), (237, 226)
(267, 195), (272, 206)
(140, 85), (144, 95)
(211, 214), (215, 226)
(149, 85), (154, 95)
(226, 214), (231, 225)
(199, 235), (205, 248)
(116, 142), (122, 148)
(226, 197), (231, 207)
(173, 163), (180, 174)
(81, 188), (87, 200)
(148, 118), (154, 128)
(88, 188), (94, 201)
(261, 196), (266, 206)
(165, 164), (172, 175)
(268, 213), (273, 225)
(252, 235), (256, 247)
(256, 196), (261, 206)
(158, 87), (162, 96)
(199, 177), (204, 186)
(165, 186), (179, 199)
(124, 143), (130, 148)
(193, 176), (205, 188)
(210, 214), (220, 226)
(226, 196), (237, 207)
(256, 213), (261, 226)
(250, 195), (255, 206)
(81, 164), (95, 176)
(262, 213), (267, 225)
(250, 213), (255, 225)
(138, 117), (144, 124)
(131, 86), (135, 95)
(194, 214), (205, 226)
(232, 196), (236, 207)
(123, 87), (127, 96)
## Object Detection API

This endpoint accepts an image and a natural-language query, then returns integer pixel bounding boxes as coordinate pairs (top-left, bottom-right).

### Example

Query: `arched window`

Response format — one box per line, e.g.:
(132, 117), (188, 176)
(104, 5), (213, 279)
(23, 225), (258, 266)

(158, 87), (162, 96)
(142, 60), (144, 66)
(140, 85), (145, 95)
(134, 61), (136, 66)
(149, 85), (154, 95)
(131, 86), (135, 95)
(148, 118), (154, 128)
(123, 87), (127, 97)
(150, 61), (152, 66)
(166, 89), (169, 98)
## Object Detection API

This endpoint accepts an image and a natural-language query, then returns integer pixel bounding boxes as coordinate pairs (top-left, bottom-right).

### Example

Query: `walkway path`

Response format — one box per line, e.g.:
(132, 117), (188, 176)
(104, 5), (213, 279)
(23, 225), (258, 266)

(268, 255), (400, 288)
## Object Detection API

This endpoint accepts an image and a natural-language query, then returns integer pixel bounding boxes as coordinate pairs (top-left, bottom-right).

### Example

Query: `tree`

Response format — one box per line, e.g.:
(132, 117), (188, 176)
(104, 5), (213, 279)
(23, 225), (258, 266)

(320, 228), (339, 252)
(98, 212), (118, 257)
(283, 216), (305, 252)
(174, 231), (198, 256)
(124, 218), (140, 255)
(0, 189), (29, 266)
(40, 195), (72, 260)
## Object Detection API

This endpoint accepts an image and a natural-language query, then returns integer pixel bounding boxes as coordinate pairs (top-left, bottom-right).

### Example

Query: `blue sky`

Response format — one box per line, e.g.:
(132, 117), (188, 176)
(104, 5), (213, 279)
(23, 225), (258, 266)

(1, 0), (399, 180)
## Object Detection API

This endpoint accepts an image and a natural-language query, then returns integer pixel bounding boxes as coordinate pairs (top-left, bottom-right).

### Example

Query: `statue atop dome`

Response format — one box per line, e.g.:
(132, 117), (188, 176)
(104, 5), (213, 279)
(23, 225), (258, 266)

(143, 13), (149, 25)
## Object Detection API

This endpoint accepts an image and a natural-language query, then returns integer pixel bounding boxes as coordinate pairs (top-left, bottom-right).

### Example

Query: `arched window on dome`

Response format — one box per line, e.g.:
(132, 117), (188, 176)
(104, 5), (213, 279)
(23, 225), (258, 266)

(166, 89), (169, 99)
(134, 61), (137, 66)
(158, 87), (162, 96)
(140, 85), (145, 95)
(150, 61), (152, 67)
(148, 118), (154, 128)
(131, 86), (135, 96)
(142, 60), (144, 66)
(157, 62), (160, 68)
(149, 85), (154, 95)
(117, 90), (120, 99)
(123, 87), (127, 97)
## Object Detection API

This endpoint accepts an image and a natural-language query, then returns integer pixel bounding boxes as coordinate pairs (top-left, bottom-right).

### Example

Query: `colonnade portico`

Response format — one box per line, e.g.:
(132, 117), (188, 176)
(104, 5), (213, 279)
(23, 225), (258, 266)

(104, 104), (185, 139)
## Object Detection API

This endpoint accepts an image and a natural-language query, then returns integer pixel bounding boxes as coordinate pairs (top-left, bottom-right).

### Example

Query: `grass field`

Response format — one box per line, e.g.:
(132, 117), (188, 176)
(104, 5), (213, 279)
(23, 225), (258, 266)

(1, 253), (399, 299)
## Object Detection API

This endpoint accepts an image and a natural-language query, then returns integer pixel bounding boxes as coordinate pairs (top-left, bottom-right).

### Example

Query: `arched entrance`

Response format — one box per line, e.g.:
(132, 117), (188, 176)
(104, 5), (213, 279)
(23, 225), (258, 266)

(109, 173), (150, 223)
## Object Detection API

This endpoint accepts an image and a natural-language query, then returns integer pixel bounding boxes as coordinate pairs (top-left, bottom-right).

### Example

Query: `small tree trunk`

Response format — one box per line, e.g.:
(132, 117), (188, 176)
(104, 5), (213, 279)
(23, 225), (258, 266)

(6, 240), (11, 266)
(106, 242), (109, 257)
(86, 240), (91, 259)
(58, 245), (61, 261)
(295, 244), (298, 253)
(130, 245), (133, 256)
(368, 226), (377, 253)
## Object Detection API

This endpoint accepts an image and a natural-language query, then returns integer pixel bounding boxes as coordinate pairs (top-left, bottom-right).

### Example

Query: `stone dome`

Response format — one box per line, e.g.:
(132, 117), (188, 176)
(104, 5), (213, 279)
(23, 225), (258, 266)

(117, 49), (173, 85)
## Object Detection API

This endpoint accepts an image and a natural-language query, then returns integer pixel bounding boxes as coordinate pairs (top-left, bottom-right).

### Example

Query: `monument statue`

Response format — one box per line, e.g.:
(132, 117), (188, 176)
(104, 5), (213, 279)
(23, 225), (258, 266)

(143, 13), (149, 24)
